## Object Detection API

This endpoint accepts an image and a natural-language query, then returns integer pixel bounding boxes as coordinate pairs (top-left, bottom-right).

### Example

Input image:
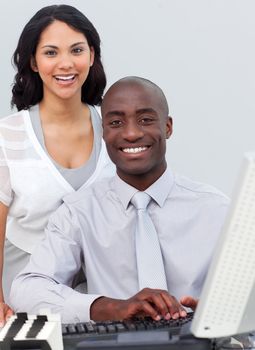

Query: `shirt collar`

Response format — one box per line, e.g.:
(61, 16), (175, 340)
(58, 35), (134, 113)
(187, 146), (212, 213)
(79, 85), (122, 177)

(113, 168), (174, 210)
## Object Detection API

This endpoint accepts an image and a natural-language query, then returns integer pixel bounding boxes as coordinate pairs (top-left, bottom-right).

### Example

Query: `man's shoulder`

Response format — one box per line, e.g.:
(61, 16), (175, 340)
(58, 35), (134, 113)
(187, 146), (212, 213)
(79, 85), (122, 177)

(47, 176), (115, 233)
(173, 173), (230, 203)
(63, 176), (115, 206)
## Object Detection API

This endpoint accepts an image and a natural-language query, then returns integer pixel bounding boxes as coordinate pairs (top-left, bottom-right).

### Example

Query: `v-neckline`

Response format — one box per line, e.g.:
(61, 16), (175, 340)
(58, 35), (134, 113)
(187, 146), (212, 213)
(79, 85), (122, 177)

(23, 108), (74, 192)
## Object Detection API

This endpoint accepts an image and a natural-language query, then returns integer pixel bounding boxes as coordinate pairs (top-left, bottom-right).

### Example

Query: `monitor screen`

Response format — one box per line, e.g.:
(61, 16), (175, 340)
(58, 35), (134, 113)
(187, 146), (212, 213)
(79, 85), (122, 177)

(191, 152), (255, 338)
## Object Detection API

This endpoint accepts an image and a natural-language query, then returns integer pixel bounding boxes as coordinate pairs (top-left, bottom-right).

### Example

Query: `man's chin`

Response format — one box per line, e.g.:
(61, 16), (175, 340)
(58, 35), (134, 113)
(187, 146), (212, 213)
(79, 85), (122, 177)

(117, 166), (152, 177)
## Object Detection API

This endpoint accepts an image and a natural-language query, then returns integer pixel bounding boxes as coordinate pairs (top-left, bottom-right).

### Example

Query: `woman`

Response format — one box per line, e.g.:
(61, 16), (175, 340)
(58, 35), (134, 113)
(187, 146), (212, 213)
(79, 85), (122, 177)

(0, 4), (114, 324)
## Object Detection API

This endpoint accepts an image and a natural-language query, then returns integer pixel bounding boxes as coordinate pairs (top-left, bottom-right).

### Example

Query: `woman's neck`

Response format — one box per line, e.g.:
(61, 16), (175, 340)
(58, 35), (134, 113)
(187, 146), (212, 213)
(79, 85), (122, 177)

(38, 96), (88, 125)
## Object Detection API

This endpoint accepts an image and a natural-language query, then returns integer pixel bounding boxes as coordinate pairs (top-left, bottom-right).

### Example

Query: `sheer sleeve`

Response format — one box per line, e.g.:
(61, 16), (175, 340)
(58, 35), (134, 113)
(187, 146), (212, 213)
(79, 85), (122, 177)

(0, 131), (13, 206)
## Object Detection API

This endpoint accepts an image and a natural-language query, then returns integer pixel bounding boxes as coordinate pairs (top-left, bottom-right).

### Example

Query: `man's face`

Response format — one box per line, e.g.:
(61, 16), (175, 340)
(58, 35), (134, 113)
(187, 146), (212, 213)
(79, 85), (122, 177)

(102, 81), (172, 187)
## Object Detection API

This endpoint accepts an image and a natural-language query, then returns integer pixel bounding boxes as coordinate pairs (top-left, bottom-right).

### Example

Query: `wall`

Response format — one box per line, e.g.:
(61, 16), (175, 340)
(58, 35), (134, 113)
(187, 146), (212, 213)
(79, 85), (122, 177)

(1, 0), (254, 196)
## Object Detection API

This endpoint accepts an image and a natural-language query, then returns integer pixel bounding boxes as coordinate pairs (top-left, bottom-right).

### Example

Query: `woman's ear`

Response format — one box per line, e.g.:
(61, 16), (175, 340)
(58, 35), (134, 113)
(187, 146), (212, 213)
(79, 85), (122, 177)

(30, 56), (38, 72)
(89, 47), (95, 67)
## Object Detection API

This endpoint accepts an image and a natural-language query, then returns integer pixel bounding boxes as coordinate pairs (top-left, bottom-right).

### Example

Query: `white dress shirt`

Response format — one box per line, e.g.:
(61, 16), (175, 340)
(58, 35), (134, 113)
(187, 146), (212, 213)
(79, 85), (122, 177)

(10, 169), (229, 323)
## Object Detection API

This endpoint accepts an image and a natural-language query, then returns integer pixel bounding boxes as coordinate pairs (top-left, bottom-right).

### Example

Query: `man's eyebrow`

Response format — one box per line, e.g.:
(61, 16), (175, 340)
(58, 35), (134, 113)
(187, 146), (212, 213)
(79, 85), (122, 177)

(104, 110), (125, 118)
(104, 108), (157, 117)
(136, 108), (157, 115)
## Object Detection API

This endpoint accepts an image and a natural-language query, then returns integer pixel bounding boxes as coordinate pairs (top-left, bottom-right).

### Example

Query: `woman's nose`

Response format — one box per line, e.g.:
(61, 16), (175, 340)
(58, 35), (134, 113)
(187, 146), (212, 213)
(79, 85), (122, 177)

(57, 54), (74, 70)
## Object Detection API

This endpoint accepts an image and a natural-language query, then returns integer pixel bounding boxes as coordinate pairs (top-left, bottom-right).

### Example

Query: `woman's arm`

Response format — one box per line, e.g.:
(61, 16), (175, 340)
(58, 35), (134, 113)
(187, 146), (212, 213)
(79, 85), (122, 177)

(0, 202), (14, 326)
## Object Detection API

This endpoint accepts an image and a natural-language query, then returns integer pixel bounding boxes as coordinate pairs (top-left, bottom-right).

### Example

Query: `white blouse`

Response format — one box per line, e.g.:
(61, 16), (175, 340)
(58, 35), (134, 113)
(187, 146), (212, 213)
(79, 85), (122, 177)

(0, 108), (115, 253)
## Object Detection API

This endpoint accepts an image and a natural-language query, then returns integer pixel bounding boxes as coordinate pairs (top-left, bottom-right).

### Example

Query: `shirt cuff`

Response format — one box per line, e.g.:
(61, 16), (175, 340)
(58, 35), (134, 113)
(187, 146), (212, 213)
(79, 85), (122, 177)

(63, 290), (103, 323)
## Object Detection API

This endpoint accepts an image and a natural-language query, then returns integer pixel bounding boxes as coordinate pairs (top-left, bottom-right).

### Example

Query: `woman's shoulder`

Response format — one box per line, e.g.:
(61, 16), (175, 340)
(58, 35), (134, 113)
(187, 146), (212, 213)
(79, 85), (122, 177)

(0, 109), (31, 146)
(0, 109), (28, 128)
(88, 104), (101, 119)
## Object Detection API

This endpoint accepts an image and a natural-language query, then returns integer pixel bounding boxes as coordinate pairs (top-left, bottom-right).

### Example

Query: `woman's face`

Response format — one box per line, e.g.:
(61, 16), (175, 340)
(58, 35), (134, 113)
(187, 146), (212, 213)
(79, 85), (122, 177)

(32, 20), (94, 103)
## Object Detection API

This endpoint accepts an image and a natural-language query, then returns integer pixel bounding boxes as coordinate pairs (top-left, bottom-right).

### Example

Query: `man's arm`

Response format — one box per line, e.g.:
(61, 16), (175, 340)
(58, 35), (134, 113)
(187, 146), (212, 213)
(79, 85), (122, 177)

(10, 202), (189, 323)
(10, 203), (102, 323)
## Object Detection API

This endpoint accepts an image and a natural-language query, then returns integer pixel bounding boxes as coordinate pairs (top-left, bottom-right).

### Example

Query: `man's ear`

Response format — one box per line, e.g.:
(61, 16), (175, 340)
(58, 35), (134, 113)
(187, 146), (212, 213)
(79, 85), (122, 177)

(166, 116), (173, 139)
(30, 56), (38, 72)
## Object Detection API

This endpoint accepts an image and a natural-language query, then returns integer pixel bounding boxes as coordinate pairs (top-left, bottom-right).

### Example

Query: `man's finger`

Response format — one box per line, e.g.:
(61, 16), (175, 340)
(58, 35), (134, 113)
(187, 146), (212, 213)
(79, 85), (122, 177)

(162, 292), (187, 318)
(135, 300), (161, 321)
(158, 292), (181, 319)
(180, 296), (198, 310)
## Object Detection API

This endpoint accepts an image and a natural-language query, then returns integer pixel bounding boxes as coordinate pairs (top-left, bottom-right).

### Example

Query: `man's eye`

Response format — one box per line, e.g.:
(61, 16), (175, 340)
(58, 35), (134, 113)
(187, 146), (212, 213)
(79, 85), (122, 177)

(141, 117), (153, 124)
(110, 120), (122, 126)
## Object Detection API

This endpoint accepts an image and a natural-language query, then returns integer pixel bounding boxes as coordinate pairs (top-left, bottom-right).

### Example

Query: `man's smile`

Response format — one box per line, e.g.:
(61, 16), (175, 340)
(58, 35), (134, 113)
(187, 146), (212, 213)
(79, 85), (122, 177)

(121, 146), (149, 153)
(121, 146), (150, 154)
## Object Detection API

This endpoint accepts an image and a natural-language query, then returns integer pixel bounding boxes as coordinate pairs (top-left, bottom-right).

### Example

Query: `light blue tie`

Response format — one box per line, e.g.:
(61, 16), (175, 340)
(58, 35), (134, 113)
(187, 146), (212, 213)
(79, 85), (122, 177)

(131, 191), (168, 290)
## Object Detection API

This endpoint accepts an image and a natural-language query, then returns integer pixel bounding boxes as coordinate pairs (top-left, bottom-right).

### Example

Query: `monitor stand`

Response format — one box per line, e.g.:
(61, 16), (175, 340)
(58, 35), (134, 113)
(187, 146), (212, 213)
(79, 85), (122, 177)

(215, 332), (255, 349)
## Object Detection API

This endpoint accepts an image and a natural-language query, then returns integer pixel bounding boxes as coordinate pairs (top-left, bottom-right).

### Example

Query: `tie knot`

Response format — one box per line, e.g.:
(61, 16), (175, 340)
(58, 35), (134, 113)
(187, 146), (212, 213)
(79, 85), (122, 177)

(131, 192), (151, 210)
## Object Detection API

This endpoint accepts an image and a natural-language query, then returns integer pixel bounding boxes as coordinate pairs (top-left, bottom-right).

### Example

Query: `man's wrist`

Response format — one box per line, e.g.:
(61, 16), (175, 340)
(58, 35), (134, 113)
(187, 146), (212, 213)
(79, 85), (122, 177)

(90, 296), (121, 321)
(90, 296), (108, 320)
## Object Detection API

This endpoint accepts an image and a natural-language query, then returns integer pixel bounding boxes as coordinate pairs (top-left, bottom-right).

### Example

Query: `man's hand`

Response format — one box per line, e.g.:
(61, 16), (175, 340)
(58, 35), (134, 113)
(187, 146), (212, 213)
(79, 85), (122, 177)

(90, 288), (187, 321)
(180, 296), (198, 311)
(0, 302), (14, 327)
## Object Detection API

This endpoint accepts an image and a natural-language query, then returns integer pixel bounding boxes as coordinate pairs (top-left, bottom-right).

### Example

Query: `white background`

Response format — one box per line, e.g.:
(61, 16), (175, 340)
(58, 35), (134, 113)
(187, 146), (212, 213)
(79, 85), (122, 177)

(0, 0), (254, 196)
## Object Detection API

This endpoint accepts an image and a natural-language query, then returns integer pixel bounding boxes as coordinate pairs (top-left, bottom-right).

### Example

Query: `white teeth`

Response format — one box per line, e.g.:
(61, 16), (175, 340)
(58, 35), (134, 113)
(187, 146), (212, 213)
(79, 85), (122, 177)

(55, 75), (75, 81)
(122, 147), (147, 153)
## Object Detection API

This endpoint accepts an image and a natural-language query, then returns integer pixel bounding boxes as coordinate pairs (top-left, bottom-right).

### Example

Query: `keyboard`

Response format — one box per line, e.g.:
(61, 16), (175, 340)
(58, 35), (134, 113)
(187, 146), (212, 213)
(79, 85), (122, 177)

(0, 312), (212, 349)
(0, 312), (63, 350)
(62, 313), (212, 350)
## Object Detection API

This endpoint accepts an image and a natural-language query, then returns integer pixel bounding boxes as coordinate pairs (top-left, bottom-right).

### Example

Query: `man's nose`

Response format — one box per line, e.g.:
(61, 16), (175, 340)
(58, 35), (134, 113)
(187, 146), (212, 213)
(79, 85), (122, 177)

(122, 122), (144, 141)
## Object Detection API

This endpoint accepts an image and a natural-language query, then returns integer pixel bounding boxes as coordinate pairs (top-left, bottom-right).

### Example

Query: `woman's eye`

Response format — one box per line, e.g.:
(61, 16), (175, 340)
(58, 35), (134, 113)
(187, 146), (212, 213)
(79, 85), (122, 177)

(45, 50), (57, 57)
(72, 47), (84, 54)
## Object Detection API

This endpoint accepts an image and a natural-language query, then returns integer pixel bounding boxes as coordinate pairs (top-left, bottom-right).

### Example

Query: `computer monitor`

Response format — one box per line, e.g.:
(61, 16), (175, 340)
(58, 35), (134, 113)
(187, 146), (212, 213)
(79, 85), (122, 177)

(191, 152), (255, 338)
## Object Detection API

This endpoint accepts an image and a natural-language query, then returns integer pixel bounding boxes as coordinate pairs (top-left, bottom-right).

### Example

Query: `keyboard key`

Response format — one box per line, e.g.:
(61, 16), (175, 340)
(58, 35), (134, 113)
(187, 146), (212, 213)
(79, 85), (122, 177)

(76, 324), (86, 334)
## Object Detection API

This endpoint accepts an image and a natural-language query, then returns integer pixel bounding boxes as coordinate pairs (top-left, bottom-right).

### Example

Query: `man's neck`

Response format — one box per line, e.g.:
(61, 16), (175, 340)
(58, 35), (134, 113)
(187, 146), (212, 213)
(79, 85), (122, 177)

(117, 166), (167, 191)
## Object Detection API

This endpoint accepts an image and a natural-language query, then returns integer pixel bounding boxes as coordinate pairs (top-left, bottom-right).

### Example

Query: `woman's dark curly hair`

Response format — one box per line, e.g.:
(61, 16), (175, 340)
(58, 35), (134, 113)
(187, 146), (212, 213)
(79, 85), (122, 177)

(11, 4), (106, 110)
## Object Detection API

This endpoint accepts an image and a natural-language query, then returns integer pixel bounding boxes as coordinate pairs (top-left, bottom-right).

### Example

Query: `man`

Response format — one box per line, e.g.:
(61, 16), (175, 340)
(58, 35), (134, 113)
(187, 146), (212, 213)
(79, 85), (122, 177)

(10, 77), (229, 323)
